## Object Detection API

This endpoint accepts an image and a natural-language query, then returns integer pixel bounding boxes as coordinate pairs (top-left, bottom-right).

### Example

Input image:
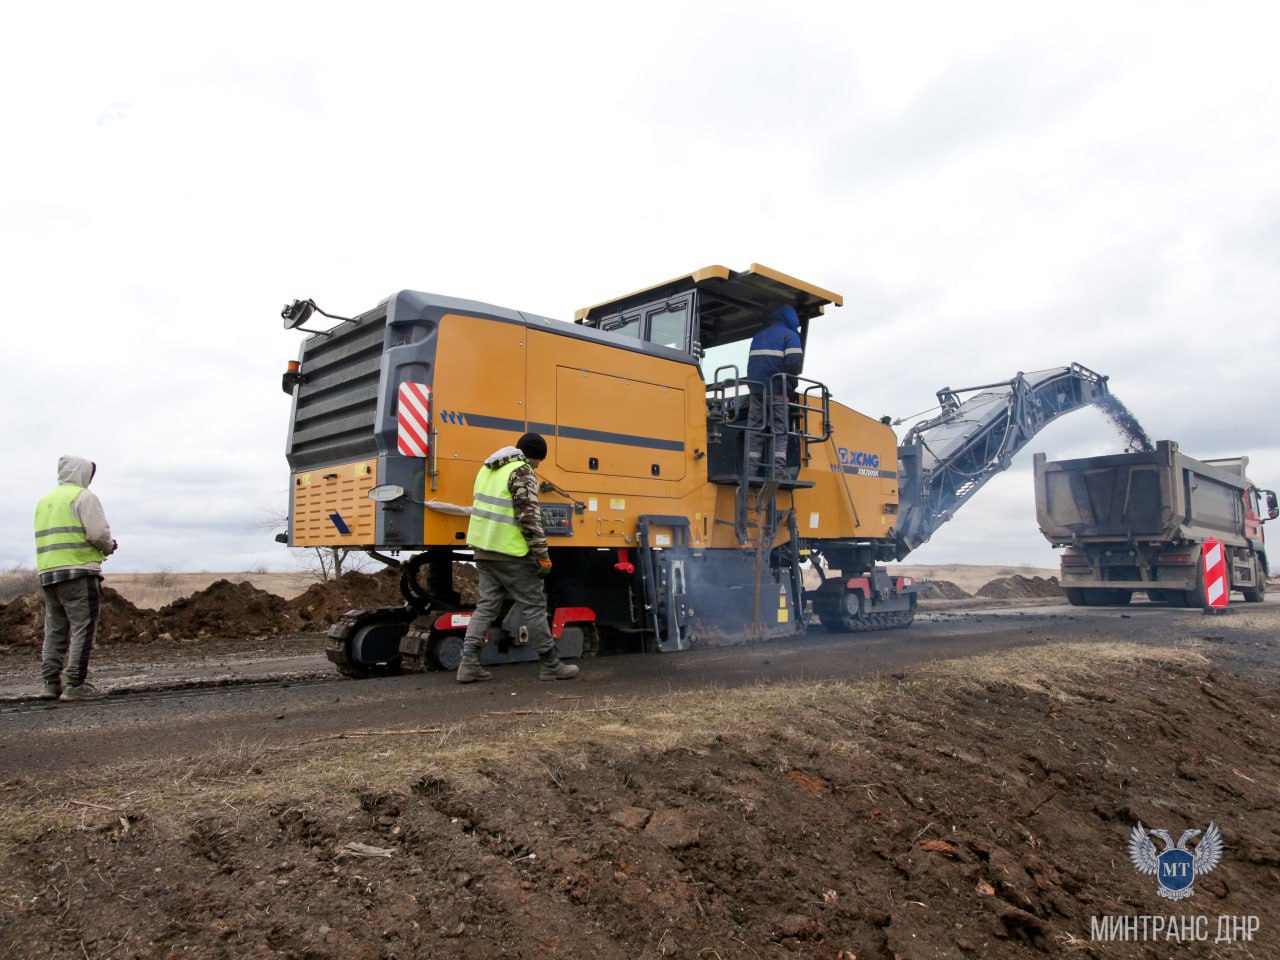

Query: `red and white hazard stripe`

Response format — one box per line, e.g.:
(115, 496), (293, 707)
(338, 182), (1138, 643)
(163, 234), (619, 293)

(397, 383), (431, 457)
(1202, 538), (1228, 608)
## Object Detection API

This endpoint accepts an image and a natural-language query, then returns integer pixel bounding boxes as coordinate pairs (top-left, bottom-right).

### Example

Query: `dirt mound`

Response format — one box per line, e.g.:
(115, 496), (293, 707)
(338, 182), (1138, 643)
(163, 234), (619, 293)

(0, 563), (486, 648)
(0, 592), (46, 646)
(976, 574), (1064, 599)
(150, 580), (298, 640)
(100, 588), (161, 642)
(286, 563), (480, 624)
(0, 585), (155, 647)
(453, 562), (479, 603)
(288, 567), (403, 625)
(915, 579), (970, 600)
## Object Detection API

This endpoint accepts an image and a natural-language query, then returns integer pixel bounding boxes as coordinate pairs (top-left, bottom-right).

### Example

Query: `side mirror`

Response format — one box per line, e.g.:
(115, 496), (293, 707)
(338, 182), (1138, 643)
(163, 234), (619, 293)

(282, 299), (316, 330)
(1265, 489), (1279, 520)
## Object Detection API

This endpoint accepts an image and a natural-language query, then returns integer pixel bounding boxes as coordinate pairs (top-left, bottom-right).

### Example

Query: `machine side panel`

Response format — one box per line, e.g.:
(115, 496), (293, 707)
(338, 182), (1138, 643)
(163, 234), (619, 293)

(551, 367), (687, 481)
(364, 306), (715, 551)
(290, 458), (378, 546)
(709, 401), (897, 552)
(410, 312), (530, 547)
(525, 323), (714, 548)
(794, 401), (900, 541)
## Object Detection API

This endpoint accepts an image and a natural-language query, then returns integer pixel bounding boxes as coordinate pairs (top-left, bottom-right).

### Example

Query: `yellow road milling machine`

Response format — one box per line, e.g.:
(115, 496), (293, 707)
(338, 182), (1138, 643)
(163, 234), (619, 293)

(279, 264), (1111, 677)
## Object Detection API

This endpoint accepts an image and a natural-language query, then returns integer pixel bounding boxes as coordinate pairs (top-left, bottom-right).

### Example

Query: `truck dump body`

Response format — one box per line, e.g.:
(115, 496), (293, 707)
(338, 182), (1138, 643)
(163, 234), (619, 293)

(1033, 440), (1273, 607)
(1034, 440), (1249, 548)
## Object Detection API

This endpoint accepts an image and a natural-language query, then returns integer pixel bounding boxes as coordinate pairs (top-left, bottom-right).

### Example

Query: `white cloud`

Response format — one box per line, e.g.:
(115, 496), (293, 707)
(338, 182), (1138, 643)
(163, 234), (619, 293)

(3, 1), (1277, 573)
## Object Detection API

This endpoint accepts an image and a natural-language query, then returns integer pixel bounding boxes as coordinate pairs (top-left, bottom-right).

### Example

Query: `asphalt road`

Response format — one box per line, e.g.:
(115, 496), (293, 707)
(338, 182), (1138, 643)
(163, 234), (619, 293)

(2, 599), (1276, 779)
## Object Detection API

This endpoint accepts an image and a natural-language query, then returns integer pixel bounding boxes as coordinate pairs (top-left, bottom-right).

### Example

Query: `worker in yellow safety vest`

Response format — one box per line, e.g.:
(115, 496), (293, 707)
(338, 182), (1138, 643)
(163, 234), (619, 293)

(457, 433), (579, 683)
(34, 456), (117, 701)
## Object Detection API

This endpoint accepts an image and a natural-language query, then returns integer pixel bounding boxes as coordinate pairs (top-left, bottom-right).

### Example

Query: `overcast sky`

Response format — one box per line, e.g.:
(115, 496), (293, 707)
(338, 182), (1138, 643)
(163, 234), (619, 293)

(3, 1), (1277, 575)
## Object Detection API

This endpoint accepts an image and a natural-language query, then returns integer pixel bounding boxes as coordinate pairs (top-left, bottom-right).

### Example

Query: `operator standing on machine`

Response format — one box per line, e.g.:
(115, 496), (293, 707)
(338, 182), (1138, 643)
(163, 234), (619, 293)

(456, 432), (579, 683)
(746, 304), (804, 478)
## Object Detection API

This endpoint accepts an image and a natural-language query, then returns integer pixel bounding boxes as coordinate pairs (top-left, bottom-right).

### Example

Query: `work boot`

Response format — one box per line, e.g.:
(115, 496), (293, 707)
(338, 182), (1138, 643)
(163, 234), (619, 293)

(38, 680), (62, 700)
(539, 660), (579, 681)
(59, 681), (105, 701)
(456, 661), (493, 684)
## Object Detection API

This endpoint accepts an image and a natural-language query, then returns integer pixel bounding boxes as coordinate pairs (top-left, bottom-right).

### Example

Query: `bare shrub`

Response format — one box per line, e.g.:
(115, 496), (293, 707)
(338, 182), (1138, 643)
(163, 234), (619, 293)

(0, 567), (39, 605)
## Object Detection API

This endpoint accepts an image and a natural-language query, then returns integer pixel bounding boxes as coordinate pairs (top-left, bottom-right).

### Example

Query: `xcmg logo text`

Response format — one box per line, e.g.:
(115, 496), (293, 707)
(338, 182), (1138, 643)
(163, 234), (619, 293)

(838, 449), (880, 469)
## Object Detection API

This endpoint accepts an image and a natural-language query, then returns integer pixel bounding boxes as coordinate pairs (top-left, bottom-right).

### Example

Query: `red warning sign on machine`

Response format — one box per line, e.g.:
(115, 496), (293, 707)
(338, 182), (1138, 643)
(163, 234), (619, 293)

(397, 383), (431, 457)
(1202, 538), (1228, 608)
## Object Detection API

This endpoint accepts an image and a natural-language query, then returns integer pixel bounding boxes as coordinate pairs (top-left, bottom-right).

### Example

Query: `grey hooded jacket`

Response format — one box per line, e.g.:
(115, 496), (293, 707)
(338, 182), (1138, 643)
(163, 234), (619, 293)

(37, 455), (116, 585)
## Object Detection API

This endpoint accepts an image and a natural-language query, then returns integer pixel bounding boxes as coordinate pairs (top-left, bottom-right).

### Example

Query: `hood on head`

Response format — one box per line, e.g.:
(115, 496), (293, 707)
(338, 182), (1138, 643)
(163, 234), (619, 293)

(771, 304), (801, 332)
(58, 455), (96, 487)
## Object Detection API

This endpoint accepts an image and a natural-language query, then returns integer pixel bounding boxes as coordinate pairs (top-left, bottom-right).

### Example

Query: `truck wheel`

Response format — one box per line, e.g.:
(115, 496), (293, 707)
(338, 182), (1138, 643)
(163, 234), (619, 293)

(1241, 578), (1266, 603)
(1182, 564), (1208, 609)
(1107, 589), (1133, 605)
(1064, 588), (1087, 606)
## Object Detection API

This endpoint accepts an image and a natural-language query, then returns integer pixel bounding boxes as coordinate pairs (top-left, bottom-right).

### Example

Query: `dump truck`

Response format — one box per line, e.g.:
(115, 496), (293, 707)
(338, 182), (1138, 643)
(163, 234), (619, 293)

(279, 263), (1112, 677)
(1033, 440), (1277, 607)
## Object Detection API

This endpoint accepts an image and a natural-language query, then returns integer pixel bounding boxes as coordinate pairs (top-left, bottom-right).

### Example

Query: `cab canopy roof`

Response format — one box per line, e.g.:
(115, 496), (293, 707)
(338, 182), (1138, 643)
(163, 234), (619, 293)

(574, 263), (842, 351)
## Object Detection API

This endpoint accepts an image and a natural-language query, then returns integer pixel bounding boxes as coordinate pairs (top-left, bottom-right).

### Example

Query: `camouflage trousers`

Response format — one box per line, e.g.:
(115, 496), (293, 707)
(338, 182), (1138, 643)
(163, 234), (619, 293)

(461, 558), (556, 662)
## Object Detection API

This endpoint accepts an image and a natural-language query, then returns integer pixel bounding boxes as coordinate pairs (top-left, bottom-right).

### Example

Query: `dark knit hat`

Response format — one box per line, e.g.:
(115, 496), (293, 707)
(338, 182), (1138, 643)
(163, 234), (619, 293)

(516, 432), (548, 460)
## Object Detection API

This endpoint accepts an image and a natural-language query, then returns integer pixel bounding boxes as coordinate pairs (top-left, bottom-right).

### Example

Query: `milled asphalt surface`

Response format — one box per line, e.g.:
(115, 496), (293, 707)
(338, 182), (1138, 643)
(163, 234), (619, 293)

(1, 598), (1275, 779)
(0, 650), (334, 702)
(2, 599), (1269, 701)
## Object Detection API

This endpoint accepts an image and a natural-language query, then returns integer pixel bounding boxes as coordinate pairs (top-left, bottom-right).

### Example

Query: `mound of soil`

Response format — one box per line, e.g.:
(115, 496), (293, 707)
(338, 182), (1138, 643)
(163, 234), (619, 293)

(153, 580), (299, 640)
(0, 586), (155, 647)
(288, 567), (403, 625)
(0, 592), (44, 646)
(976, 575), (1064, 600)
(0, 564), (484, 648)
(915, 579), (970, 600)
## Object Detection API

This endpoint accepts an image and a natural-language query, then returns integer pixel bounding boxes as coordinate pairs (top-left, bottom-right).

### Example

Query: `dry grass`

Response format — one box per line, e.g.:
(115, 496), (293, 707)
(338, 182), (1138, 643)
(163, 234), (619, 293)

(914, 641), (1209, 694)
(103, 572), (317, 609)
(0, 570), (319, 609)
(0, 568), (40, 605)
(0, 641), (1202, 851)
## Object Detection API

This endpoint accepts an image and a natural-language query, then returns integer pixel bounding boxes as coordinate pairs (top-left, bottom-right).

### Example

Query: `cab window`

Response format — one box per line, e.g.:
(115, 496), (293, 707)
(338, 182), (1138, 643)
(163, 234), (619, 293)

(647, 302), (689, 350)
(602, 312), (642, 340)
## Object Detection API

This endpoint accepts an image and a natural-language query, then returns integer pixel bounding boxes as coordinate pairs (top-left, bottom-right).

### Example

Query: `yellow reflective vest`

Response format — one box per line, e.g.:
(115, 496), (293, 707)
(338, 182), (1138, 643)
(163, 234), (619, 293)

(34, 485), (105, 571)
(466, 460), (529, 557)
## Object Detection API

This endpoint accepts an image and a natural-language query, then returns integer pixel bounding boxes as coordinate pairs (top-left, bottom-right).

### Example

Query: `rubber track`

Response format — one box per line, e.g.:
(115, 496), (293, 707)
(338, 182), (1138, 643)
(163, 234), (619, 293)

(820, 608), (916, 633)
(400, 623), (433, 672)
(325, 613), (364, 678)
